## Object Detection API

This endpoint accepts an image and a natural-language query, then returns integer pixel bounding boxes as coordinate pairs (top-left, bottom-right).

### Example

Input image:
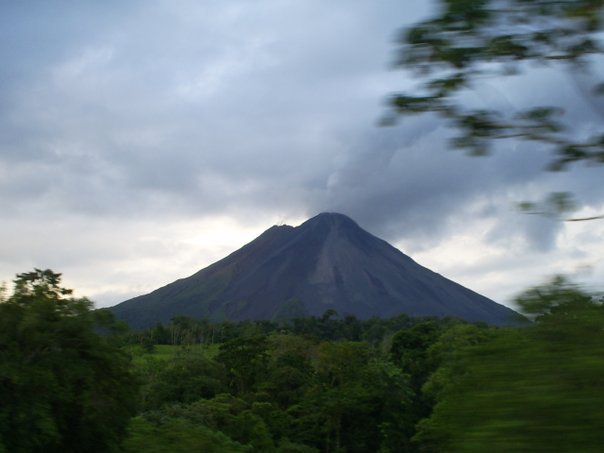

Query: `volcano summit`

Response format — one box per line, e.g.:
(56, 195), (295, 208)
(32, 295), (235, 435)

(112, 213), (520, 328)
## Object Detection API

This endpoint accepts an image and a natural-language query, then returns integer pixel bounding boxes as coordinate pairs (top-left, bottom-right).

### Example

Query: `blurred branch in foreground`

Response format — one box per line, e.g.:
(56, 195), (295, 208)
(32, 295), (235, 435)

(518, 191), (604, 221)
(387, 0), (604, 170)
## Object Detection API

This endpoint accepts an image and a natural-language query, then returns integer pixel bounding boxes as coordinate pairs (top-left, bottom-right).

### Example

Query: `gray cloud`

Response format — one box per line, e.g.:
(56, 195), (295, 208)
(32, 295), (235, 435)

(1, 0), (603, 307)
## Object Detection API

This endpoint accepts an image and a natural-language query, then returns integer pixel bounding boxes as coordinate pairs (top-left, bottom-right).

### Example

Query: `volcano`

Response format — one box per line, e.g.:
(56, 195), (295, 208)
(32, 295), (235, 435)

(111, 213), (520, 328)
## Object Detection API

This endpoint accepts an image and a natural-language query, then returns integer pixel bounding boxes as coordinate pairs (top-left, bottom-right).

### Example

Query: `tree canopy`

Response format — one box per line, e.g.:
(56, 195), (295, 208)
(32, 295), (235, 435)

(0, 269), (138, 452)
(414, 278), (604, 451)
(5, 269), (603, 451)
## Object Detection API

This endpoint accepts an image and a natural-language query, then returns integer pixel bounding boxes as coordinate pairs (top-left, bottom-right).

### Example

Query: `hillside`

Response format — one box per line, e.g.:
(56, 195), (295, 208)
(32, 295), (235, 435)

(112, 213), (521, 328)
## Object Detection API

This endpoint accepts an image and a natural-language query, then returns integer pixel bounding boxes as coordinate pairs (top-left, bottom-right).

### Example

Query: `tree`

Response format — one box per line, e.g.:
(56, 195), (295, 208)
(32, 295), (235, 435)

(387, 0), (604, 218)
(122, 416), (250, 453)
(0, 269), (138, 452)
(292, 341), (413, 452)
(140, 395), (277, 451)
(140, 348), (227, 410)
(261, 334), (315, 409)
(413, 278), (604, 452)
(216, 335), (270, 395)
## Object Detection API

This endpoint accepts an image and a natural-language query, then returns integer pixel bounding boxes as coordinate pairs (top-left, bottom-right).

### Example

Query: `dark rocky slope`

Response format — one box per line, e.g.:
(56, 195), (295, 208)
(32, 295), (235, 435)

(112, 213), (521, 328)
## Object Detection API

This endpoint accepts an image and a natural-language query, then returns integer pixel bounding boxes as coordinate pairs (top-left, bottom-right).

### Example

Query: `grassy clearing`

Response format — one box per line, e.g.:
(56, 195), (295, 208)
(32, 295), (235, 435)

(124, 344), (220, 367)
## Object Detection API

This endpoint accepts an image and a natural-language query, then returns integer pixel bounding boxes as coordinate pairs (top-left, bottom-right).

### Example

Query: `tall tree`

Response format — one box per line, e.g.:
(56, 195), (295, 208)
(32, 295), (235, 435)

(216, 334), (270, 395)
(0, 269), (138, 453)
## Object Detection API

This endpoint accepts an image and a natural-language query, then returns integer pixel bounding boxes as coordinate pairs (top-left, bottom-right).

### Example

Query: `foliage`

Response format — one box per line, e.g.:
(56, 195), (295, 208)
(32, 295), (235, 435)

(216, 335), (270, 395)
(0, 269), (138, 452)
(312, 342), (414, 452)
(120, 292), (602, 451)
(517, 192), (604, 221)
(11, 269), (604, 452)
(139, 348), (227, 410)
(121, 313), (464, 451)
(123, 312), (426, 347)
(387, 0), (604, 172)
(125, 324), (432, 452)
(122, 416), (250, 452)
(261, 334), (315, 408)
(413, 278), (604, 452)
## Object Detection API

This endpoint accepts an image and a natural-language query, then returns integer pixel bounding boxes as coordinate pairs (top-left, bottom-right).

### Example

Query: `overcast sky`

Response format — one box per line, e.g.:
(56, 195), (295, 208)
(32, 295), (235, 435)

(2, 0), (603, 310)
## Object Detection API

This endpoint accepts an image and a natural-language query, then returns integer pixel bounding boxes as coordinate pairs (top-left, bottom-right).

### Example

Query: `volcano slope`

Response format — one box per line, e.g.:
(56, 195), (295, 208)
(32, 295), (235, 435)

(111, 213), (521, 329)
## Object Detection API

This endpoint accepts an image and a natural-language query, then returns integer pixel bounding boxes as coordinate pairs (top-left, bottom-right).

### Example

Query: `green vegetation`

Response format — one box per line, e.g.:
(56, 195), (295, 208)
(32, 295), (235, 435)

(2, 270), (603, 451)
(123, 344), (217, 367)
(414, 278), (604, 452)
(121, 279), (603, 451)
(0, 270), (138, 452)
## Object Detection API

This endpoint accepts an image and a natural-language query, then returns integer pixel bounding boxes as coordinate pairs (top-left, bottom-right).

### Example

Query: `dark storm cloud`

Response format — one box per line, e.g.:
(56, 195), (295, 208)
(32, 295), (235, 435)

(307, 116), (564, 250)
(306, 55), (604, 253)
(1, 0), (431, 220)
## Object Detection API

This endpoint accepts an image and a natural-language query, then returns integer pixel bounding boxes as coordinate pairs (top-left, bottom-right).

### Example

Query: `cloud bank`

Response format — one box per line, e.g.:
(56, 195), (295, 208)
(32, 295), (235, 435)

(1, 0), (603, 308)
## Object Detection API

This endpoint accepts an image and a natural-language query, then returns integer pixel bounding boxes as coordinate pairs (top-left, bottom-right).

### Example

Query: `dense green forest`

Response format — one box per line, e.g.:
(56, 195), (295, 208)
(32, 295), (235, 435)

(1, 270), (603, 452)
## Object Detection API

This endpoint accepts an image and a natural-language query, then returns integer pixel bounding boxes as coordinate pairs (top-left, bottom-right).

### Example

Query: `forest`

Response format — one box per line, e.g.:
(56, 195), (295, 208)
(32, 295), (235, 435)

(1, 270), (603, 452)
